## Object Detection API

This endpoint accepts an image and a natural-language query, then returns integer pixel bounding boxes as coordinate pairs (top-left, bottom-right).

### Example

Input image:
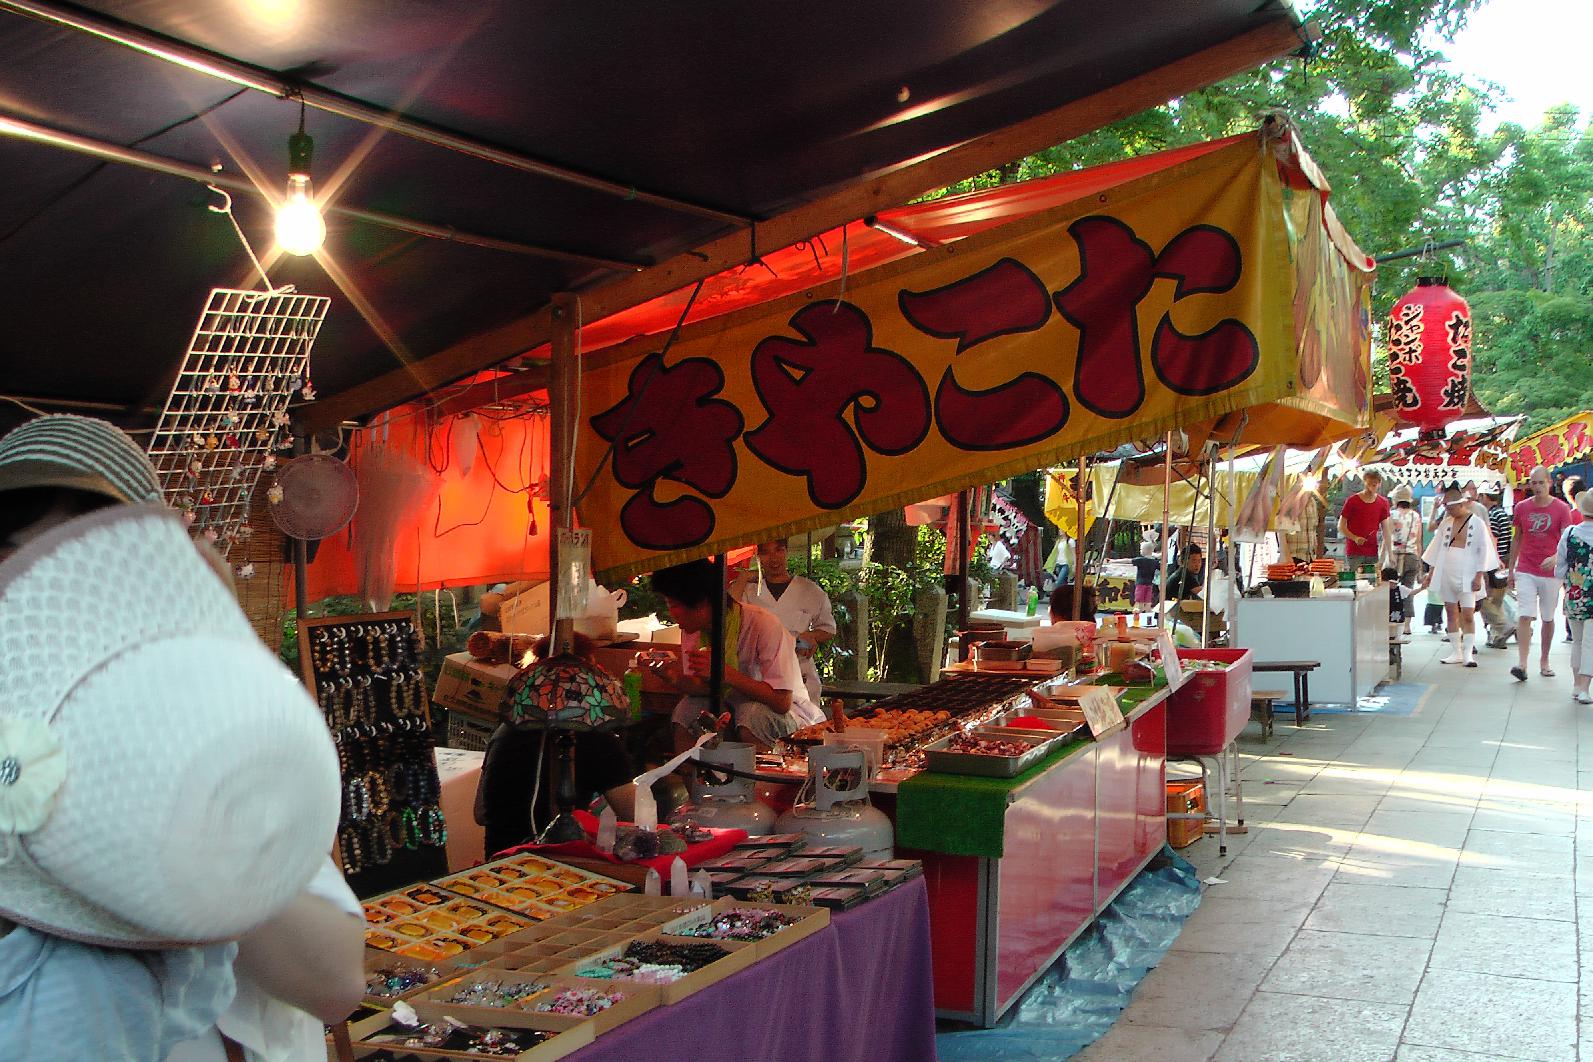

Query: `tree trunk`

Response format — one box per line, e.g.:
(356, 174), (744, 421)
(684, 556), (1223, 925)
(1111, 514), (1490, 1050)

(870, 508), (924, 682)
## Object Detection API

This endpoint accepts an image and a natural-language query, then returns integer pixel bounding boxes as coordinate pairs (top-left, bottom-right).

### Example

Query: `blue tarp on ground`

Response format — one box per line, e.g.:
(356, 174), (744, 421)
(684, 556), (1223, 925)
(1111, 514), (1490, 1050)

(935, 848), (1203, 1061)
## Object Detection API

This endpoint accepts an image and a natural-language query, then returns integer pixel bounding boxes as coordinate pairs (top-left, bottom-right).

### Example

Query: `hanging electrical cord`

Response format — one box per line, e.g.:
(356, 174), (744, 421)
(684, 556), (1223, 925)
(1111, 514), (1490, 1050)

(571, 278), (706, 507)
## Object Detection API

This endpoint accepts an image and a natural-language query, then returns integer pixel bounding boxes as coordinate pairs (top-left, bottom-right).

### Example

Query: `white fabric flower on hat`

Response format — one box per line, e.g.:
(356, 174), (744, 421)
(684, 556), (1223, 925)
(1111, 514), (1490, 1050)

(0, 717), (67, 836)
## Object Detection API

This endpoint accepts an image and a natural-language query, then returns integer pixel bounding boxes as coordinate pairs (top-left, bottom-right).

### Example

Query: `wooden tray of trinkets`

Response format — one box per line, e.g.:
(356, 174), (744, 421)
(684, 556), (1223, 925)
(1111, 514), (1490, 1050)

(350, 1007), (593, 1061)
(559, 933), (759, 1005)
(668, 899), (830, 961)
(411, 973), (662, 1038)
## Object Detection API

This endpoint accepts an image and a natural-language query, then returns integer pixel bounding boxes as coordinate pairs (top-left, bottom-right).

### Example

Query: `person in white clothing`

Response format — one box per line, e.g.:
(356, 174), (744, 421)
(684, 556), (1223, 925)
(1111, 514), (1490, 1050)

(168, 857), (365, 1062)
(651, 559), (824, 751)
(733, 539), (836, 705)
(1421, 483), (1498, 667)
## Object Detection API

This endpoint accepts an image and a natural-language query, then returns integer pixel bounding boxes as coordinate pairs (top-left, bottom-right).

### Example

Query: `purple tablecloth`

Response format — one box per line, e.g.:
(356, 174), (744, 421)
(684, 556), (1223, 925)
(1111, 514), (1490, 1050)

(565, 876), (937, 1062)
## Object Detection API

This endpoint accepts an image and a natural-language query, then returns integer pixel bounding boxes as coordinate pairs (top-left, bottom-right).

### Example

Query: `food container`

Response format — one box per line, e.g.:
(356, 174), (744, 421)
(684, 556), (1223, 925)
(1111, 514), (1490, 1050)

(1266, 579), (1311, 598)
(972, 639), (1032, 663)
(922, 731), (1058, 777)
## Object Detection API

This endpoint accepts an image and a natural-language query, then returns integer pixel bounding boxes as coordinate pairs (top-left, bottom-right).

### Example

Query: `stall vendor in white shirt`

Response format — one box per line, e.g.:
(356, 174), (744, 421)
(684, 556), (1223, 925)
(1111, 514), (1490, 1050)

(651, 558), (825, 752)
(1421, 482), (1499, 668)
(733, 539), (837, 705)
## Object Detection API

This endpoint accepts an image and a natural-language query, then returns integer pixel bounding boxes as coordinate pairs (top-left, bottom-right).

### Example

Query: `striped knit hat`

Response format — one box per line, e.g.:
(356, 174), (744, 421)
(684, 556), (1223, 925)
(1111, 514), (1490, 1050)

(0, 414), (162, 505)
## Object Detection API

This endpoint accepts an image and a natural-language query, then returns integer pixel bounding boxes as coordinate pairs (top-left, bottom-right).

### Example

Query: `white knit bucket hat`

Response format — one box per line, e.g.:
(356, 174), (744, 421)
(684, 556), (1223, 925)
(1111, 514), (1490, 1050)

(0, 504), (341, 947)
(0, 413), (163, 505)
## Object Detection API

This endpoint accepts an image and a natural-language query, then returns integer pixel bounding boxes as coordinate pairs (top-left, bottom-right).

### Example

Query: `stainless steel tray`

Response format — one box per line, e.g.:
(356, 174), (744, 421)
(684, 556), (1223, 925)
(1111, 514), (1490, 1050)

(922, 731), (1059, 778)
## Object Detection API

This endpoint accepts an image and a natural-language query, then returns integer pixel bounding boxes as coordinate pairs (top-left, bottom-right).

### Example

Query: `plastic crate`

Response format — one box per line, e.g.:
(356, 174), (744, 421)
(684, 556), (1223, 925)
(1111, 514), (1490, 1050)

(1166, 780), (1206, 848)
(444, 710), (496, 751)
(1167, 648), (1253, 756)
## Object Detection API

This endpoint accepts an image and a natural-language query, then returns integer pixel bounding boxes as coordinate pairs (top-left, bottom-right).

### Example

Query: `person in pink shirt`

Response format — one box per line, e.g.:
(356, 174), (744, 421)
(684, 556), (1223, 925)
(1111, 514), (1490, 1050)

(1338, 469), (1391, 564)
(1509, 465), (1575, 681)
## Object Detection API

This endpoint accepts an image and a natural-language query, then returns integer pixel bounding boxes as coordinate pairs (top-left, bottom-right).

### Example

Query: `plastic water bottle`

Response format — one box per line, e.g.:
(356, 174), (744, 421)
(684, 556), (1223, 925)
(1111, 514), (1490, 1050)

(1025, 587), (1040, 616)
(623, 656), (645, 720)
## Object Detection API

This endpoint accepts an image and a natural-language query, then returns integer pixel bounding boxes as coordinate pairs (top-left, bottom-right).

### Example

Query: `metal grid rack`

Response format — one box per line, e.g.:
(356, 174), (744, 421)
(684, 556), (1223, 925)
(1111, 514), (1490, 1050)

(146, 288), (330, 557)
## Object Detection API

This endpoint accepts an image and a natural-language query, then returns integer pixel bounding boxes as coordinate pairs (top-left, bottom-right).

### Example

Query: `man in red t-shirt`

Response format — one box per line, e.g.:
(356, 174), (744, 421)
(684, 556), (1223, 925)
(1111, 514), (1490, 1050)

(1338, 470), (1392, 563)
(1509, 465), (1575, 681)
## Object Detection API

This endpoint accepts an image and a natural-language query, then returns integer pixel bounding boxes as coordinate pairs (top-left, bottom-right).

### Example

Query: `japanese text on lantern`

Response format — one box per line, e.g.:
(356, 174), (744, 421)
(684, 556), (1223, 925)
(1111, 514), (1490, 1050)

(1440, 312), (1471, 410)
(592, 217), (1259, 551)
(1386, 302), (1424, 411)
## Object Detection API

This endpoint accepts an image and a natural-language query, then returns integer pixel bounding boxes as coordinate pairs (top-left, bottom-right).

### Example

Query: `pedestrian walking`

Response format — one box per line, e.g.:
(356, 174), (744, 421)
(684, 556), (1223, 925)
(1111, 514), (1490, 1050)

(1480, 486), (1514, 648)
(1508, 466), (1574, 682)
(1422, 483), (1498, 667)
(1555, 489), (1593, 703)
(1383, 484), (1423, 642)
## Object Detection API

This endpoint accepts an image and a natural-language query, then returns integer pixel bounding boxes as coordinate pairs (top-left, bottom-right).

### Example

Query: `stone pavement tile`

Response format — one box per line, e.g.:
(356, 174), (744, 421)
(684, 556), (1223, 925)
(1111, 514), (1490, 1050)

(1116, 950), (1269, 1032)
(1260, 929), (1431, 1004)
(1241, 823), (1357, 860)
(1075, 1022), (1224, 1062)
(1168, 915), (1299, 962)
(1303, 882), (1446, 939)
(1212, 991), (1408, 1062)
(1334, 854), (1458, 890)
(1241, 782), (1308, 807)
(1377, 793), (1481, 816)
(1297, 772), (1396, 797)
(1459, 829), (1574, 876)
(1468, 799), (1576, 836)
(1395, 1048), (1529, 1062)
(1272, 793), (1381, 828)
(1428, 910), (1577, 982)
(1362, 809), (1474, 849)
(1200, 852), (1341, 901)
(1447, 864), (1576, 922)
(1402, 968), (1576, 1061)
(1484, 774), (1579, 797)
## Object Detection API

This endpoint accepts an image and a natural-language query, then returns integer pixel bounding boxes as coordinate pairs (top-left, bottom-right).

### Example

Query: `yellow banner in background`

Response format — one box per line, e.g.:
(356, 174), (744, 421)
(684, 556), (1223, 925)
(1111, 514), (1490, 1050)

(576, 139), (1298, 583)
(1509, 411), (1593, 483)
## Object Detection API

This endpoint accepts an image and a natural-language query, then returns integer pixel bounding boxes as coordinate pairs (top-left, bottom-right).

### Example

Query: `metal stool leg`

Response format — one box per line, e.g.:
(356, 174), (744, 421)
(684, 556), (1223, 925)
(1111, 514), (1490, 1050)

(1230, 740), (1245, 827)
(1213, 752), (1228, 857)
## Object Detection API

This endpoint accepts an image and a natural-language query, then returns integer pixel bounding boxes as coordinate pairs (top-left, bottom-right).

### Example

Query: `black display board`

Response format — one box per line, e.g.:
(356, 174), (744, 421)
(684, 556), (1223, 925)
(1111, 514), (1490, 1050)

(299, 611), (448, 896)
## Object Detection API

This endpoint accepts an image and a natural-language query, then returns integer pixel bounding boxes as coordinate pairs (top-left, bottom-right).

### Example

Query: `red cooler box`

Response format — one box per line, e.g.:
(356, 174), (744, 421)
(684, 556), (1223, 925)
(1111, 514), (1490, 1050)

(1167, 648), (1253, 756)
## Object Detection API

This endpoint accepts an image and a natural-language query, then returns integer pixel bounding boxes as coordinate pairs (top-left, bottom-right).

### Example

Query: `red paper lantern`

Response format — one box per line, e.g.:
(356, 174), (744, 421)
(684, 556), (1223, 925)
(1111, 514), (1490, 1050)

(1385, 277), (1471, 437)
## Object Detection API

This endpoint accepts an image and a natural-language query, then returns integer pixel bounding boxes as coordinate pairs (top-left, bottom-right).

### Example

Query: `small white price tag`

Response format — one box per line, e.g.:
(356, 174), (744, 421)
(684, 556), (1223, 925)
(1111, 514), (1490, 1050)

(1158, 630), (1186, 693)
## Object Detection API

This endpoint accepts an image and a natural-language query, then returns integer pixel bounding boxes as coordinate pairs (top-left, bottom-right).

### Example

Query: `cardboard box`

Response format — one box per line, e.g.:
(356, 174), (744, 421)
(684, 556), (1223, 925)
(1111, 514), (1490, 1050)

(1166, 780), (1206, 849)
(432, 652), (519, 719)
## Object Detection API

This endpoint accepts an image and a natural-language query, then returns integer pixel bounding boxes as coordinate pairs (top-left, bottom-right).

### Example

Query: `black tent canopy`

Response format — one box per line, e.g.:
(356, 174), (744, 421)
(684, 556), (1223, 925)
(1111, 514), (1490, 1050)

(0, 0), (1308, 429)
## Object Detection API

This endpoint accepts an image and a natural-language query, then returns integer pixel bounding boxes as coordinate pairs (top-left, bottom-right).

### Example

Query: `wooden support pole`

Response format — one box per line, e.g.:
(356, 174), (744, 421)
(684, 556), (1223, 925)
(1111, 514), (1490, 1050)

(956, 490), (971, 635)
(710, 553), (727, 715)
(1072, 456), (1087, 620)
(547, 293), (578, 655)
(1159, 433), (1173, 628)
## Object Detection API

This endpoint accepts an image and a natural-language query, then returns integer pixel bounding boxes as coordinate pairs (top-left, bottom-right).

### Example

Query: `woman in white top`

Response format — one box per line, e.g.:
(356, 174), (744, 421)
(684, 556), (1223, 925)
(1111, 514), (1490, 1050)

(734, 540), (837, 705)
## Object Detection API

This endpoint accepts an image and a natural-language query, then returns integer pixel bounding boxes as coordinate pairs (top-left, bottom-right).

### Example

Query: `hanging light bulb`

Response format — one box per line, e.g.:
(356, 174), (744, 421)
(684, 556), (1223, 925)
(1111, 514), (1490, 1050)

(274, 105), (324, 256)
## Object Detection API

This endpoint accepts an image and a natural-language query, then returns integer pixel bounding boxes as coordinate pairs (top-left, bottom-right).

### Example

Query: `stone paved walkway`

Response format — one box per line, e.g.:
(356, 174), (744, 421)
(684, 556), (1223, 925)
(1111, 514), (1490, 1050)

(1079, 624), (1589, 1062)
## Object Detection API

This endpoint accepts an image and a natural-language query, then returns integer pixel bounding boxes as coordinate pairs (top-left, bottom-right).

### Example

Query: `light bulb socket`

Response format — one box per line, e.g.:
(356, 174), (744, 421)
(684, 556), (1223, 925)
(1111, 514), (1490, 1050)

(287, 130), (314, 179)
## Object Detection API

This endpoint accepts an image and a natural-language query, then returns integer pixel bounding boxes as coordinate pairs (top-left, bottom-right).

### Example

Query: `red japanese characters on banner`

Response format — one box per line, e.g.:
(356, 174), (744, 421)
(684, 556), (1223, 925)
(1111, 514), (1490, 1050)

(1385, 277), (1471, 436)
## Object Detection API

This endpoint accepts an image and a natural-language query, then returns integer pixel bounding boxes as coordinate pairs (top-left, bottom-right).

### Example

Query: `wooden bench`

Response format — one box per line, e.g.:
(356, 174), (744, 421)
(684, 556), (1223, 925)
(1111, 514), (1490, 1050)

(1251, 689), (1288, 739)
(1252, 660), (1320, 727)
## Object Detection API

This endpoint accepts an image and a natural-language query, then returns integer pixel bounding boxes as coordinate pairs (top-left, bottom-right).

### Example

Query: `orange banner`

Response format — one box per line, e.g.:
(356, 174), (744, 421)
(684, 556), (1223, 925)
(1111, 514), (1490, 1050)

(575, 138), (1302, 582)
